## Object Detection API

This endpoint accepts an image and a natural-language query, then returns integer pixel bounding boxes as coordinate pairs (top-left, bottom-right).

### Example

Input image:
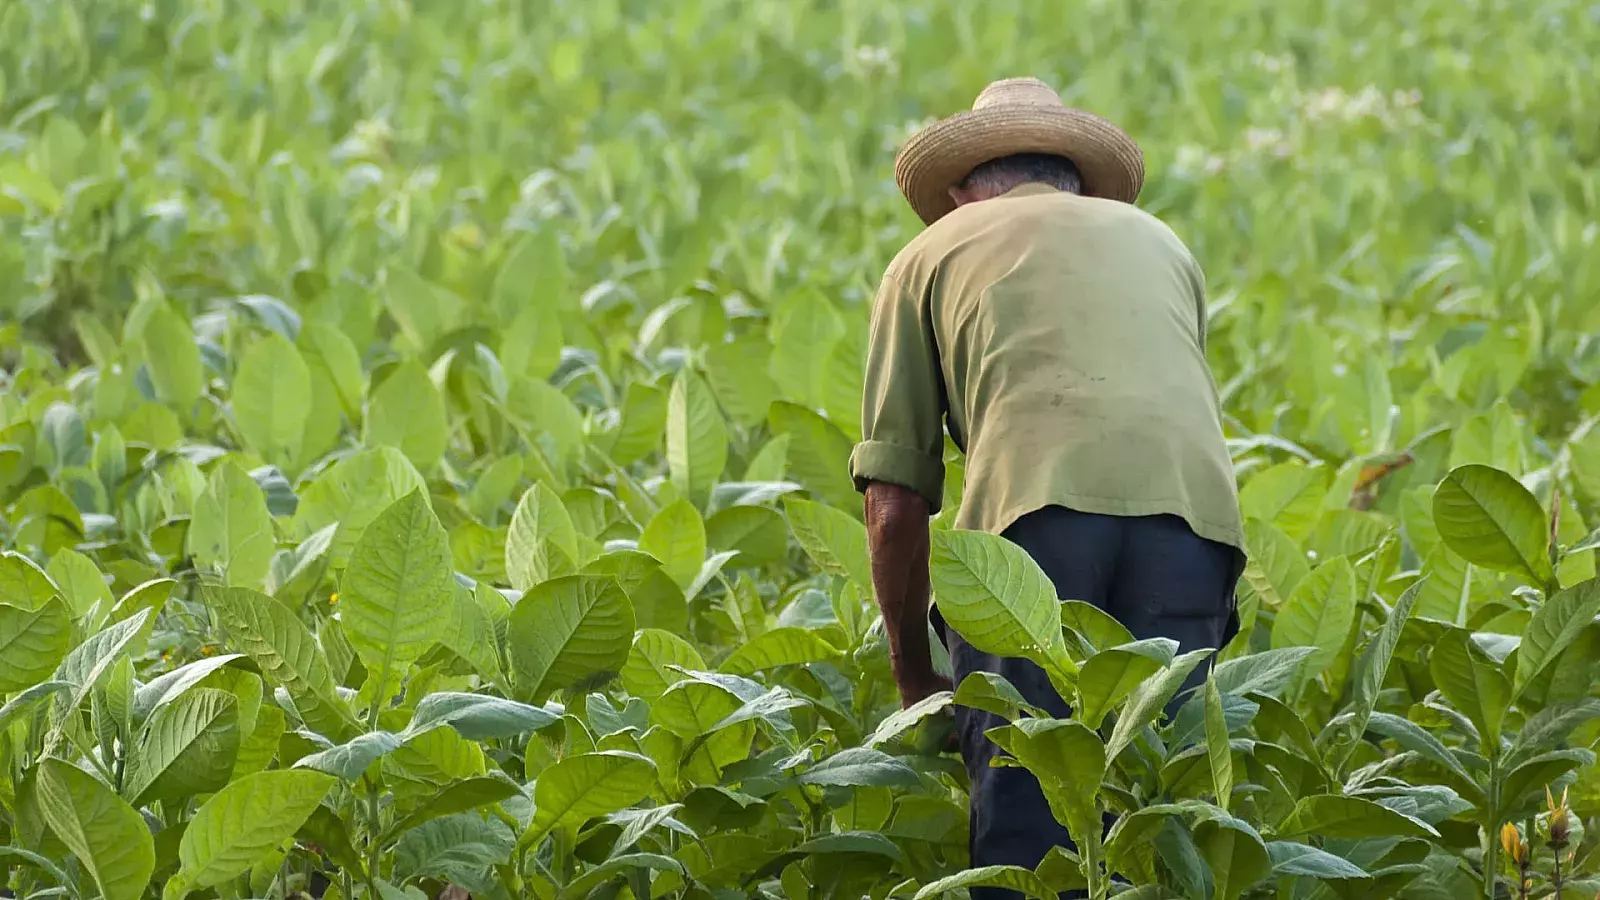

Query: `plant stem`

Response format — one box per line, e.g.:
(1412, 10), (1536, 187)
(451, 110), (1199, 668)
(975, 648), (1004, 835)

(1484, 766), (1501, 900)
(365, 780), (382, 893)
(1085, 814), (1107, 900)
(1552, 846), (1564, 900)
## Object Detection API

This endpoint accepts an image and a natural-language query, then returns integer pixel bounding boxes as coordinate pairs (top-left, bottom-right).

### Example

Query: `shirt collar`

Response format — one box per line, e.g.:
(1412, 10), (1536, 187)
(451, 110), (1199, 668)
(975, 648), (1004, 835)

(998, 182), (1063, 200)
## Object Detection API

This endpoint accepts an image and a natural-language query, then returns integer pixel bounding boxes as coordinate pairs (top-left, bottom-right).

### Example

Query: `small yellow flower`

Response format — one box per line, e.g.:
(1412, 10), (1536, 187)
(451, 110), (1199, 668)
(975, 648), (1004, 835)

(1500, 822), (1527, 865)
(201, 645), (215, 657)
(329, 592), (340, 606)
(1548, 785), (1572, 847)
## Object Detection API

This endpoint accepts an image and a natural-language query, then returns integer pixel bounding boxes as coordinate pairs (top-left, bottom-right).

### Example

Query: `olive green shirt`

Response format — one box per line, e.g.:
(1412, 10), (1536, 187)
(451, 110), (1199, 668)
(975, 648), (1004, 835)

(850, 183), (1245, 550)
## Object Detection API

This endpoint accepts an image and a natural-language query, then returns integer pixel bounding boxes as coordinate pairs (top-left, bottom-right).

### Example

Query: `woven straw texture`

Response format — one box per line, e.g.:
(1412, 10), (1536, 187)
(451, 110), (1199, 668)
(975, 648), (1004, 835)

(894, 77), (1145, 225)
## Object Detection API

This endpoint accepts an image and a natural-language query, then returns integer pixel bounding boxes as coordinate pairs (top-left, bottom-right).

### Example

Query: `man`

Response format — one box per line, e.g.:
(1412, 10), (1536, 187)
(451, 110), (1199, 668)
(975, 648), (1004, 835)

(850, 77), (1247, 895)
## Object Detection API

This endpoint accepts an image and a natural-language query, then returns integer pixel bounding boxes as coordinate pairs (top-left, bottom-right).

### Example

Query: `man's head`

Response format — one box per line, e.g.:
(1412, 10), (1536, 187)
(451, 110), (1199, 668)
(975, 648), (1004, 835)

(947, 153), (1083, 207)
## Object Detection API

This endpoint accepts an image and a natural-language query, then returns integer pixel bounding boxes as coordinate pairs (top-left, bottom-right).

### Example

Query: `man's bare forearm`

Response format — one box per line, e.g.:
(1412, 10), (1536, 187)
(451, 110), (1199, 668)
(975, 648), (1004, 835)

(864, 482), (946, 707)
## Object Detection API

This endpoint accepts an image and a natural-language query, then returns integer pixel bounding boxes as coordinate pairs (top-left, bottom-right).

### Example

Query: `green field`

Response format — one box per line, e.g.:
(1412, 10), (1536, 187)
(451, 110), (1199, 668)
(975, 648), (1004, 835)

(3, 0), (1600, 897)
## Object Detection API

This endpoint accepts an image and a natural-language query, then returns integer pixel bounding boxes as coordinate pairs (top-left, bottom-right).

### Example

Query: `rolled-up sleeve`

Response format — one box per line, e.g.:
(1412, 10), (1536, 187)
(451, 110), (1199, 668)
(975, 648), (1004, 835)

(849, 272), (946, 511)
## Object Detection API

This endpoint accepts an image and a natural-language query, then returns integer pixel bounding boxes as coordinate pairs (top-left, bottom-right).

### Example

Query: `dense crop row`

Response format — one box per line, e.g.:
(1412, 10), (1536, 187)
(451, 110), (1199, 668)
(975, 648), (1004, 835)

(3, 0), (1600, 898)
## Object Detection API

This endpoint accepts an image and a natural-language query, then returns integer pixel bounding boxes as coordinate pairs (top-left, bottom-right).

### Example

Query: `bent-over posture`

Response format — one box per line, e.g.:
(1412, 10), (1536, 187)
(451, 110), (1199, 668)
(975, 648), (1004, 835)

(851, 77), (1247, 899)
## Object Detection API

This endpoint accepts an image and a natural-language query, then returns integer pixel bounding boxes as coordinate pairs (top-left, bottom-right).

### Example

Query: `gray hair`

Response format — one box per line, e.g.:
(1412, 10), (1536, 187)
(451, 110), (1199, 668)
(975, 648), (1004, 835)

(958, 153), (1083, 195)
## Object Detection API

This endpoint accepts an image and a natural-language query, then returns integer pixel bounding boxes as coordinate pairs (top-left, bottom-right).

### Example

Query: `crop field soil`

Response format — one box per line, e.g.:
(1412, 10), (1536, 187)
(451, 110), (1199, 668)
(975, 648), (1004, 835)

(2, 0), (1600, 898)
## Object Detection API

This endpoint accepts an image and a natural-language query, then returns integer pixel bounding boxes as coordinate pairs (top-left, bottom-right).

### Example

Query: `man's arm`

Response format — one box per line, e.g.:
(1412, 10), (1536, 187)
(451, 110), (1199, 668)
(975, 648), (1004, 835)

(865, 481), (949, 708)
(849, 270), (949, 708)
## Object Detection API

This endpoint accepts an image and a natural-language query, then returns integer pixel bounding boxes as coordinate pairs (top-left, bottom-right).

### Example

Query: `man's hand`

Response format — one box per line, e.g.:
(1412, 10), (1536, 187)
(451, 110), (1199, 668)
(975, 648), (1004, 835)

(864, 482), (948, 710)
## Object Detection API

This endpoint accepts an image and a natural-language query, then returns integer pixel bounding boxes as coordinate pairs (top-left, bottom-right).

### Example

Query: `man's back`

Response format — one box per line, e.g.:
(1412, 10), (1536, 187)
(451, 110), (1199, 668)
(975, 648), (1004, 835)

(854, 182), (1243, 550)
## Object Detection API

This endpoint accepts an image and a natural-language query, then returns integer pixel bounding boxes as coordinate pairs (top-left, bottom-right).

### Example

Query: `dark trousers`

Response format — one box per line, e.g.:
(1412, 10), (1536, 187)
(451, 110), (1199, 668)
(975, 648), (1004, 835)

(943, 507), (1242, 900)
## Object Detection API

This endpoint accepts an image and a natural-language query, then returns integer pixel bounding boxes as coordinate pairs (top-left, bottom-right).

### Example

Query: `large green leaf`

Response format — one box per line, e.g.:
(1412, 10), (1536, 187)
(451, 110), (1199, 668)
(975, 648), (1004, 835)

(365, 361), (449, 471)
(1265, 841), (1370, 880)
(291, 447), (427, 568)
(131, 653), (248, 723)
(1429, 628), (1510, 749)
(621, 629), (707, 699)
(164, 769), (335, 898)
(140, 303), (202, 417)
(637, 498), (706, 590)
(232, 331), (312, 467)
(986, 718), (1105, 846)
(1269, 556), (1358, 682)
(382, 266), (463, 354)
(124, 688), (241, 806)
(1514, 578), (1600, 697)
(48, 608), (153, 752)
(1104, 648), (1212, 761)
(408, 692), (560, 740)
(46, 548), (113, 618)
(1277, 794), (1439, 839)
(293, 730), (404, 781)
(0, 552), (57, 610)
(1210, 646), (1316, 699)
(768, 400), (858, 512)
(705, 334), (779, 429)
(206, 586), (356, 740)
(394, 813), (515, 889)
(1205, 676), (1233, 810)
(1076, 638), (1176, 729)
(794, 746), (919, 788)
(1432, 464), (1553, 586)
(1338, 579), (1422, 768)
(666, 368), (728, 506)
(382, 772), (523, 841)
(718, 626), (840, 675)
(784, 496), (873, 591)
(506, 575), (635, 703)
(493, 227), (569, 324)
(0, 597), (72, 691)
(928, 529), (1076, 688)
(1195, 816), (1271, 900)
(521, 750), (657, 848)
(186, 460), (276, 590)
(37, 759), (154, 900)
(340, 490), (454, 709)
(505, 482), (580, 590)
(913, 866), (1055, 900)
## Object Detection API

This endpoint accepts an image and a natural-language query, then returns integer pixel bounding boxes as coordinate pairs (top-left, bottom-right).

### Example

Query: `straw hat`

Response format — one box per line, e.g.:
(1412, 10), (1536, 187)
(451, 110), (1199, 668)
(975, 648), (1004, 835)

(894, 77), (1145, 225)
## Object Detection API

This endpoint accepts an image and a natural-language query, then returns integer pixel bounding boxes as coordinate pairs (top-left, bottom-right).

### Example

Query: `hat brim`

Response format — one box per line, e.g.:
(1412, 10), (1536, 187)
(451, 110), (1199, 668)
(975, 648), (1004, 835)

(894, 105), (1145, 225)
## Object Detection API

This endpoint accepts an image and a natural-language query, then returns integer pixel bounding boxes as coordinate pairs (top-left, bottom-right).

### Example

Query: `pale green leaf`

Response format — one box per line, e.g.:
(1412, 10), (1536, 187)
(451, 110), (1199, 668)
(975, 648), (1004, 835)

(206, 586), (356, 740)
(637, 499), (706, 590)
(784, 496), (872, 591)
(37, 759), (154, 900)
(666, 369), (727, 506)
(45, 548), (112, 618)
(168, 769), (336, 896)
(340, 490), (454, 708)
(232, 332), (312, 467)
(140, 304), (202, 417)
(928, 529), (1076, 687)
(366, 362), (449, 471)
(718, 626), (841, 675)
(621, 629), (707, 700)
(522, 750), (657, 848)
(1432, 464), (1553, 586)
(506, 575), (635, 703)
(505, 483), (580, 590)
(186, 460), (276, 590)
(1270, 557), (1358, 679)
(124, 688), (241, 805)
(1514, 579), (1600, 697)
(0, 598), (73, 692)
